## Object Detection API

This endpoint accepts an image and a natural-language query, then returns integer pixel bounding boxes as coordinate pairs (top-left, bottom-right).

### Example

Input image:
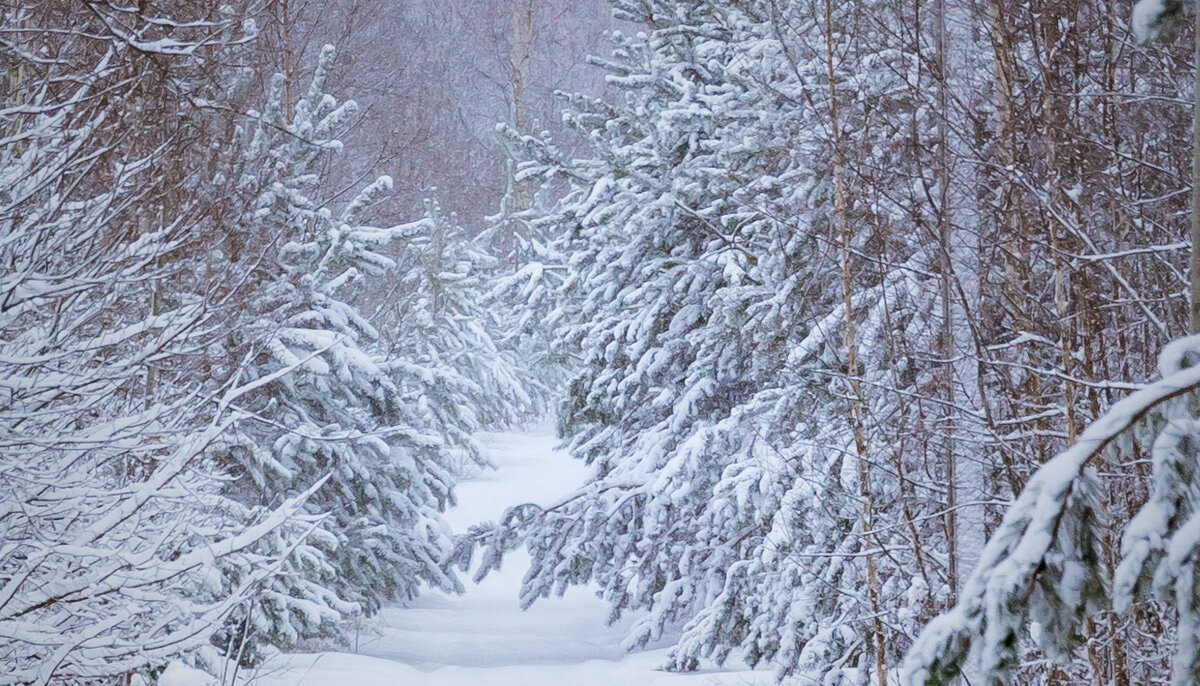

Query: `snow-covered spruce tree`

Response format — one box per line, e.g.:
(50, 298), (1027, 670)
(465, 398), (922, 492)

(207, 46), (480, 657)
(0, 3), (322, 683)
(382, 198), (544, 449)
(479, 134), (576, 405)
(456, 0), (955, 680)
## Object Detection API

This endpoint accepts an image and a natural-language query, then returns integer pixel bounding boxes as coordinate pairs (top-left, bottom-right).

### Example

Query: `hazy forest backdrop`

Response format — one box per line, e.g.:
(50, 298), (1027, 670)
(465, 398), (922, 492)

(7, 0), (1200, 684)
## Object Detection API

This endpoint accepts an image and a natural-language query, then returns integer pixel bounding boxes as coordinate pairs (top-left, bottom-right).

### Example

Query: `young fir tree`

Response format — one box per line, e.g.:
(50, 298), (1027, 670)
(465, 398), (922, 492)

(479, 138), (576, 400)
(457, 0), (953, 680)
(210, 47), (469, 657)
(382, 198), (544, 452)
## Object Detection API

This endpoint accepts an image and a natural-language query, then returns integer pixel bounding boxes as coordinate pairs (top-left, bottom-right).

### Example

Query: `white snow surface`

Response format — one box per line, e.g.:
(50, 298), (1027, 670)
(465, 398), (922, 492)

(160, 661), (217, 686)
(243, 425), (768, 685)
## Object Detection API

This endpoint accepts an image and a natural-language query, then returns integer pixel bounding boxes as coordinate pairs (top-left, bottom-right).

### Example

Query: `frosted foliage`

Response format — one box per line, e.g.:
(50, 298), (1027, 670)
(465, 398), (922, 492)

(208, 47), (476, 657)
(480, 151), (575, 397)
(384, 199), (543, 447)
(158, 661), (217, 686)
(902, 335), (1200, 686)
(0, 6), (316, 684)
(454, 0), (955, 681)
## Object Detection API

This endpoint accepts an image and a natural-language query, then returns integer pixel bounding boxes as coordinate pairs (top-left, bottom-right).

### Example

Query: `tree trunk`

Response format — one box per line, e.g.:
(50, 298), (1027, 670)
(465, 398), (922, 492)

(933, 0), (959, 604)
(509, 0), (534, 216)
(1191, 6), (1200, 333)
(823, 1), (888, 683)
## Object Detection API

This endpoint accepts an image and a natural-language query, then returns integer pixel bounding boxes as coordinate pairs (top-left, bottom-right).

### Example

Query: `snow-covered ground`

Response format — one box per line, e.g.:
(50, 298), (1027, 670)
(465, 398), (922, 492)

(243, 426), (769, 685)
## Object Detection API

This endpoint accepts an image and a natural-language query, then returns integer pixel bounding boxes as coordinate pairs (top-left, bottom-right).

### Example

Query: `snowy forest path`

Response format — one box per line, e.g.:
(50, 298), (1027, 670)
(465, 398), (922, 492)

(246, 425), (767, 685)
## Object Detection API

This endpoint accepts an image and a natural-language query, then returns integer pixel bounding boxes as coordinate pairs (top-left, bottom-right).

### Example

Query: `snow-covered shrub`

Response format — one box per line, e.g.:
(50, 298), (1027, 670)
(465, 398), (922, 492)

(382, 198), (545, 464)
(204, 46), (480, 658)
(0, 3), (319, 682)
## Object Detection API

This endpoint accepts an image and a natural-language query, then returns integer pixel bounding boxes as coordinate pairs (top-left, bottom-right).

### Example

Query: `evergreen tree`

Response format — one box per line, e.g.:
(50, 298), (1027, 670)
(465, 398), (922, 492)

(383, 198), (544, 452)
(480, 139), (577, 399)
(210, 47), (467, 657)
(460, 1), (947, 680)
(461, 0), (1193, 681)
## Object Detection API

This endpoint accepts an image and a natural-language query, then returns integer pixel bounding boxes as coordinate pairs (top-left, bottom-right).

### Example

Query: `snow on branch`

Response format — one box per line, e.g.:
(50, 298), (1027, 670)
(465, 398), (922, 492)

(1132, 0), (1182, 43)
(903, 335), (1200, 686)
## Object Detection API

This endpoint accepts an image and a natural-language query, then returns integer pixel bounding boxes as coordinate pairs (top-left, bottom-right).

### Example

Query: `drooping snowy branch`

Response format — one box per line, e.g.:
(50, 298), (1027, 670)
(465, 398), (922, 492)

(904, 335), (1200, 686)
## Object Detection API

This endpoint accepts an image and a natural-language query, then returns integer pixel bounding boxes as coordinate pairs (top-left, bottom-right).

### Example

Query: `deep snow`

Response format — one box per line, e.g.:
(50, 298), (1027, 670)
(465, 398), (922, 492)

(242, 426), (768, 685)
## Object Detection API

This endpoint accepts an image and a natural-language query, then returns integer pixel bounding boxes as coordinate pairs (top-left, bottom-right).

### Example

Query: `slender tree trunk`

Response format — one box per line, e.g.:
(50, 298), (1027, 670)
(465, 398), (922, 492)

(281, 0), (294, 121)
(934, 0), (990, 617)
(989, 0), (1043, 488)
(933, 0), (959, 605)
(1100, 8), (1133, 681)
(1191, 7), (1200, 333)
(823, 1), (887, 683)
(500, 0), (535, 272)
(430, 209), (444, 316)
(509, 0), (534, 216)
(4, 6), (26, 153)
(1036, 3), (1078, 443)
(510, 0), (533, 133)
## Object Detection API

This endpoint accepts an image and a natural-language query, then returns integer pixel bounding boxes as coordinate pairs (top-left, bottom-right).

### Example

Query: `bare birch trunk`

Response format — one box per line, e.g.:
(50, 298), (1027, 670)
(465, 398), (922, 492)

(823, 1), (887, 683)
(510, 0), (534, 216)
(1192, 6), (1200, 333)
